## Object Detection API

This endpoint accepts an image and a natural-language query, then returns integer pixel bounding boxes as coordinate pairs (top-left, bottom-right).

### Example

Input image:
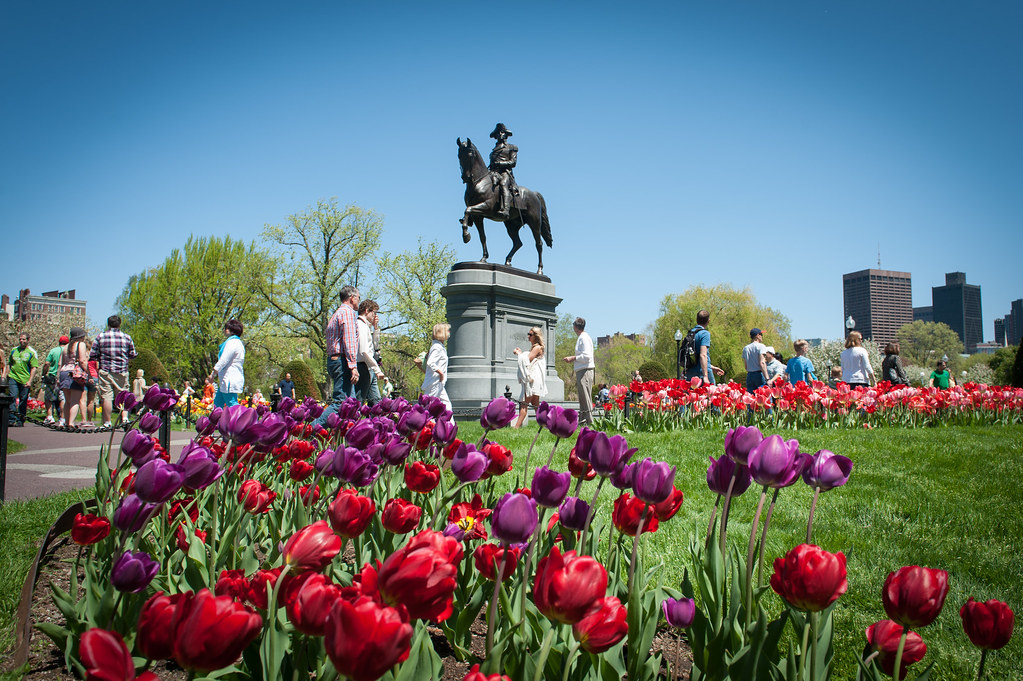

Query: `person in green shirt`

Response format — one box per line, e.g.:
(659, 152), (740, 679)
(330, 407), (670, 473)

(41, 335), (69, 424)
(3, 332), (40, 426)
(929, 361), (956, 390)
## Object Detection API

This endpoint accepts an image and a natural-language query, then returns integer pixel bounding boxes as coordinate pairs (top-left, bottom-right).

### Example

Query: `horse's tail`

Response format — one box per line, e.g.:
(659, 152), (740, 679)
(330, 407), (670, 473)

(539, 193), (552, 247)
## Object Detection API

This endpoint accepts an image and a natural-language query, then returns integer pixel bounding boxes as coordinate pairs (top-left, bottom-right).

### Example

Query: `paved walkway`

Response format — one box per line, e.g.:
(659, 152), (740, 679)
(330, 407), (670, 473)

(3, 423), (194, 501)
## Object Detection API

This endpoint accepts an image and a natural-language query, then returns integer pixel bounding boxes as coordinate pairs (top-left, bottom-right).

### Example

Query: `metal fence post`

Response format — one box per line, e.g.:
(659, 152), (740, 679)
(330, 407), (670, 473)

(0, 394), (13, 503)
(159, 410), (171, 452)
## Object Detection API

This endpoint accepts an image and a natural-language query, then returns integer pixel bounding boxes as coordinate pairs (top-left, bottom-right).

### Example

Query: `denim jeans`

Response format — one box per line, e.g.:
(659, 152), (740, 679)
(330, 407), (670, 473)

(8, 378), (29, 424)
(745, 371), (766, 393)
(355, 362), (380, 405)
(314, 357), (356, 426)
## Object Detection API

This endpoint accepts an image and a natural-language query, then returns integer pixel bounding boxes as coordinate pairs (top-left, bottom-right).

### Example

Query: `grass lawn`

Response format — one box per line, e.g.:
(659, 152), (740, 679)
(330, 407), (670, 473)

(6, 439), (25, 455)
(457, 422), (1023, 681)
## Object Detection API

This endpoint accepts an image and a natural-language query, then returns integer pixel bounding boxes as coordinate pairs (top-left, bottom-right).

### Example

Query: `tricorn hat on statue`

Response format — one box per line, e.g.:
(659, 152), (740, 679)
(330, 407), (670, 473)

(490, 123), (513, 139)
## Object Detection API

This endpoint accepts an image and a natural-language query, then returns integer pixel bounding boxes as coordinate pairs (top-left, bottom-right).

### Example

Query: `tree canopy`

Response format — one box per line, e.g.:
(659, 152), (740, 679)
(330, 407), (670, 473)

(594, 335), (652, 387)
(651, 284), (791, 383)
(895, 320), (965, 370)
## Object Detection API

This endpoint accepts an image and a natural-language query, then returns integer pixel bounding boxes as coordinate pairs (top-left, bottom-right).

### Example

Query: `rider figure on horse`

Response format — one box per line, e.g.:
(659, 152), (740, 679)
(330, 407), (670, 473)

(489, 123), (518, 219)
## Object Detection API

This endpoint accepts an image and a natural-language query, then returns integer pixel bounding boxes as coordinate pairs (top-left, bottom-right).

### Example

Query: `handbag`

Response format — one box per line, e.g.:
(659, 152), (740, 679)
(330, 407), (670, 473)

(62, 341), (89, 386)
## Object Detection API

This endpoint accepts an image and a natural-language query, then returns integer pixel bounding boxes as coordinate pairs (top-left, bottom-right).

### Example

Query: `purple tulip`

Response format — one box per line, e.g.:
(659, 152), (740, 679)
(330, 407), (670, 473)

(451, 442), (488, 483)
(345, 420), (378, 449)
(536, 401), (551, 428)
(544, 405), (579, 439)
(195, 415), (215, 437)
(558, 496), (590, 532)
(325, 412), (342, 430)
(254, 413), (289, 449)
(610, 461), (636, 490)
(138, 413), (162, 434)
(633, 458), (677, 504)
(335, 398), (362, 422)
(419, 394), (449, 419)
(333, 447), (378, 486)
(748, 435), (808, 488)
(178, 442), (224, 490)
(111, 550), (160, 593)
(442, 523), (466, 542)
(725, 426), (764, 465)
(531, 466), (571, 508)
(278, 397), (295, 414)
(480, 397), (516, 430)
(121, 429), (157, 466)
(218, 405), (260, 444)
(314, 448), (337, 475)
(802, 450), (853, 491)
(134, 459), (185, 504)
(381, 437), (412, 466)
(291, 407), (309, 422)
(397, 407), (429, 436)
(207, 407), (223, 426)
(114, 391), (137, 412)
(143, 384), (178, 412)
(491, 493), (539, 545)
(707, 455), (753, 497)
(305, 402), (324, 421)
(112, 494), (160, 533)
(573, 427), (599, 462)
(588, 432), (637, 477)
(432, 417), (458, 446)
(662, 597), (696, 628)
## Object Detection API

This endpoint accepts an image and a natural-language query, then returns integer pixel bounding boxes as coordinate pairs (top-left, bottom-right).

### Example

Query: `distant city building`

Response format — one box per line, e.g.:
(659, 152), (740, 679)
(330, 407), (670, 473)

(841, 269), (913, 347)
(596, 332), (647, 348)
(974, 342), (1002, 355)
(10, 289), (88, 322)
(912, 306), (933, 323)
(931, 272), (983, 353)
(0, 294), (13, 321)
(994, 318), (1005, 346)
(804, 338), (826, 348)
(995, 299), (1022, 347)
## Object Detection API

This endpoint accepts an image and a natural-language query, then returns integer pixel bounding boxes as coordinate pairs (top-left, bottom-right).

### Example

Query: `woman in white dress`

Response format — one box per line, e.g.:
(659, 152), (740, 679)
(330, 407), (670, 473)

(420, 323), (452, 411)
(513, 326), (547, 428)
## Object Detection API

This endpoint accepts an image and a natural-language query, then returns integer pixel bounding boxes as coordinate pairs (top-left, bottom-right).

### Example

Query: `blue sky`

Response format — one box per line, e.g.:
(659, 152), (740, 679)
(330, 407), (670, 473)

(2, 1), (1020, 345)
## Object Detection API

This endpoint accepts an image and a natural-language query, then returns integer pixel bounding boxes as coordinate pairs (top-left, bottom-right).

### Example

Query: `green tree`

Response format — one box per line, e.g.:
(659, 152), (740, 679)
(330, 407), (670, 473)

(1012, 337), (1023, 388)
(282, 359), (320, 400)
(375, 238), (456, 343)
(651, 285), (790, 383)
(554, 313), (578, 398)
(117, 235), (275, 384)
(988, 346), (1016, 386)
(257, 199), (383, 383)
(594, 336), (652, 387)
(895, 321), (965, 370)
(129, 348), (171, 386)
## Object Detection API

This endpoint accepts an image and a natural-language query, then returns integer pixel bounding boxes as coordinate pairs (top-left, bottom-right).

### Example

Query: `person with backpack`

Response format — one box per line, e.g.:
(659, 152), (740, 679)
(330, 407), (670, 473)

(681, 309), (725, 385)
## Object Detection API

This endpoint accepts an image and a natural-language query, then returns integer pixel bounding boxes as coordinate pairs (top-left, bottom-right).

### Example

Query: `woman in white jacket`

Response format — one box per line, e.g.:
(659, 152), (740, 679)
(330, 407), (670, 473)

(420, 323), (451, 411)
(513, 326), (547, 427)
(209, 318), (246, 408)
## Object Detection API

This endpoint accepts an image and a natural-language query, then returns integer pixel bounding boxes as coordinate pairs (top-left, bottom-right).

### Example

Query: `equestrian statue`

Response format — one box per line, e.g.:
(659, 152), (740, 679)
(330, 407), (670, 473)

(458, 123), (552, 274)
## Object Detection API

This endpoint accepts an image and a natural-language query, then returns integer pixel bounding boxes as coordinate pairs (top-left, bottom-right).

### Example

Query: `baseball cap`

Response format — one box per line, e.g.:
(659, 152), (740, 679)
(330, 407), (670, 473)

(750, 328), (763, 338)
(59, 335), (70, 344)
(763, 346), (775, 355)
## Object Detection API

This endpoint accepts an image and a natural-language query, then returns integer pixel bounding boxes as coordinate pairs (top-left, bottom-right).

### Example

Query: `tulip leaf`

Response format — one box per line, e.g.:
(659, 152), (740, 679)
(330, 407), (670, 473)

(34, 621), (71, 654)
(910, 661), (936, 681)
(395, 624), (443, 681)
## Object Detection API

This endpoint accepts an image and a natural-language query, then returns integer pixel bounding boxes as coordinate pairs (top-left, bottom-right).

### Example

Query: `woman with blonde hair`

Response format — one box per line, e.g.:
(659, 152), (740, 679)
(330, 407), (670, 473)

(513, 326), (547, 427)
(133, 369), (146, 400)
(840, 331), (875, 388)
(421, 323), (452, 411)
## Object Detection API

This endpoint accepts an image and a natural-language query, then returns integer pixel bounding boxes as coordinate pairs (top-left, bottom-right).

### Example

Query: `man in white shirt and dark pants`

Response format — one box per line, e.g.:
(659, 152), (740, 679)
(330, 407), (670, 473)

(742, 327), (769, 393)
(355, 299), (386, 406)
(563, 317), (595, 425)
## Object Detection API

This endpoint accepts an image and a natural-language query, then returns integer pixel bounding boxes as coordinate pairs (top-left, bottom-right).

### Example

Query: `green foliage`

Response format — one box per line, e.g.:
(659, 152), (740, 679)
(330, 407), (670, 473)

(117, 235), (275, 383)
(1013, 337), (1023, 388)
(375, 238), (456, 345)
(895, 320), (965, 370)
(554, 313), (578, 398)
(988, 346), (1017, 386)
(651, 284), (791, 383)
(594, 336), (652, 387)
(129, 348), (170, 386)
(805, 339), (882, 381)
(380, 334), (425, 402)
(637, 359), (668, 381)
(282, 359), (320, 400)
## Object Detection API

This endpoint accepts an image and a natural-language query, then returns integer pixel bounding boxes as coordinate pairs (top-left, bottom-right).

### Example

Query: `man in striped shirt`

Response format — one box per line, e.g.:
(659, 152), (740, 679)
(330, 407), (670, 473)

(314, 285), (360, 426)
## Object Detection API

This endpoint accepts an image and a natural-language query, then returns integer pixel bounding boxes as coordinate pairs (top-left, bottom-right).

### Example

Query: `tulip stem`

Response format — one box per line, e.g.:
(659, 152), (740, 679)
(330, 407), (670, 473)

(976, 648), (988, 681)
(756, 487), (781, 588)
(627, 503), (650, 595)
(892, 629), (909, 681)
(745, 485), (769, 629)
(809, 611), (820, 681)
(430, 481), (468, 529)
(577, 477), (606, 553)
(718, 470), (738, 554)
(799, 618), (811, 678)
(518, 425), (543, 488)
(560, 640), (582, 681)
(544, 437), (561, 469)
(520, 508), (547, 642)
(704, 494), (721, 549)
(806, 486), (821, 544)
(486, 554), (503, 655)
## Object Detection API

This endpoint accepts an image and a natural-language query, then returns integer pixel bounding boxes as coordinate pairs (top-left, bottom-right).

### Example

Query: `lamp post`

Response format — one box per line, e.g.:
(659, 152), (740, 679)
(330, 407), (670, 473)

(942, 354), (949, 364)
(845, 316), (855, 337)
(674, 329), (683, 380)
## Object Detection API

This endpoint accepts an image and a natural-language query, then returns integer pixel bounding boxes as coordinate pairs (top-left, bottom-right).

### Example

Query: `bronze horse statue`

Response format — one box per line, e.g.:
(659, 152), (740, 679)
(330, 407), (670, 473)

(457, 138), (552, 274)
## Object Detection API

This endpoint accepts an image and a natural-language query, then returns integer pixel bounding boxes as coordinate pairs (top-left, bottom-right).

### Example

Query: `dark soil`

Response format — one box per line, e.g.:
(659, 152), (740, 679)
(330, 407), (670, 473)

(4, 540), (692, 680)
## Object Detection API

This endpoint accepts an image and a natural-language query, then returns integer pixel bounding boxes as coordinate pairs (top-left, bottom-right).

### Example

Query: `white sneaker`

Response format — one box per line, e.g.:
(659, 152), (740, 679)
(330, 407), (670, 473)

(44, 416), (55, 424)
(103, 422), (113, 428)
(58, 419), (66, 427)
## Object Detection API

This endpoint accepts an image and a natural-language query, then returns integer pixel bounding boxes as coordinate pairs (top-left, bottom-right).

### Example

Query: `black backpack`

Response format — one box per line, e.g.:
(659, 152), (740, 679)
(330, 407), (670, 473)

(678, 327), (700, 372)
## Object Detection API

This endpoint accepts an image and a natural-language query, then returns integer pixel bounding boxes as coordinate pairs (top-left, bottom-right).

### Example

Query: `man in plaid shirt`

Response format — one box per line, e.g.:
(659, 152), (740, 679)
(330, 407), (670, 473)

(313, 285), (360, 427)
(90, 315), (137, 428)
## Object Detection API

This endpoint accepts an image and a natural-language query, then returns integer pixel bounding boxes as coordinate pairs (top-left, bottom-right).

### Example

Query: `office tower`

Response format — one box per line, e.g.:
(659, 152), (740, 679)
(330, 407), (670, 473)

(932, 273), (983, 353)
(842, 269), (913, 347)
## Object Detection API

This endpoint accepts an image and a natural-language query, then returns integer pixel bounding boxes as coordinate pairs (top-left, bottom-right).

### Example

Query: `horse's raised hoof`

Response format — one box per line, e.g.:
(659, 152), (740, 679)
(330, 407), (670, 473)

(461, 226), (471, 243)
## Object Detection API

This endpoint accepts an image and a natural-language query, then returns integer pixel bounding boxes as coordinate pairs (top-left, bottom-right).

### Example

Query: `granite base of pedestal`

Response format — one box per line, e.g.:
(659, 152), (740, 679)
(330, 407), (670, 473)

(441, 262), (565, 415)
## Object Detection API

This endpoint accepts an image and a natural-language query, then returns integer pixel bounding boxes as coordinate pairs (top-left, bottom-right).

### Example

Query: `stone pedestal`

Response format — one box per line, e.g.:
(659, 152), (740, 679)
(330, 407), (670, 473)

(442, 262), (564, 412)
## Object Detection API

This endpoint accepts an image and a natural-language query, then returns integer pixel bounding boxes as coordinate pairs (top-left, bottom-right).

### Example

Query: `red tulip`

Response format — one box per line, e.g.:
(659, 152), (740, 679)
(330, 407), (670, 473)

(171, 588), (263, 671)
(481, 442), (513, 478)
(246, 568), (282, 610)
(283, 520), (342, 572)
(289, 459), (315, 481)
(442, 438), (463, 460)
(381, 498), (422, 534)
(324, 596), (413, 681)
(882, 565), (949, 628)
(533, 546), (608, 624)
(404, 461), (441, 493)
(770, 544), (847, 612)
(214, 569), (250, 603)
(463, 664), (513, 681)
(572, 596), (628, 653)
(378, 530), (463, 622)
(284, 572), (344, 636)
(237, 479), (276, 514)
(71, 513), (111, 546)
(174, 523), (207, 553)
(136, 591), (187, 660)
(299, 483), (321, 506)
(327, 489), (376, 539)
(80, 628), (156, 681)
(652, 486), (684, 521)
(611, 493), (659, 536)
(473, 543), (521, 582)
(960, 597), (1014, 650)
(865, 619), (927, 680)
(568, 447), (596, 480)
(415, 424), (433, 450)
